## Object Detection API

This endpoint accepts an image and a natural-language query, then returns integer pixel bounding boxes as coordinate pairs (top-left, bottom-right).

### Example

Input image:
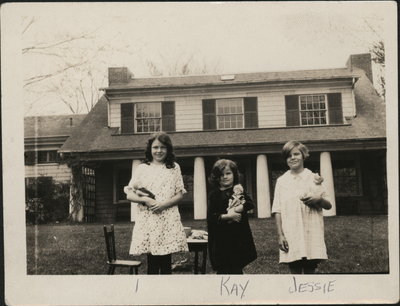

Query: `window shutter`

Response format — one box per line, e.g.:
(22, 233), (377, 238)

(328, 93), (343, 124)
(244, 97), (258, 128)
(285, 95), (300, 126)
(120, 103), (134, 133)
(202, 99), (216, 130)
(162, 101), (175, 132)
(25, 151), (36, 165)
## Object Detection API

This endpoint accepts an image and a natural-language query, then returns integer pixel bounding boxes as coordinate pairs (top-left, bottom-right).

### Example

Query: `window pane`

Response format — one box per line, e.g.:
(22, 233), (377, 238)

(216, 98), (244, 129)
(299, 94), (328, 126)
(135, 103), (161, 132)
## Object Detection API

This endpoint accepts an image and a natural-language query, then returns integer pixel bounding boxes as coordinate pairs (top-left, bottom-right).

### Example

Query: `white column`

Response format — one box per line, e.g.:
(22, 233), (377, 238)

(130, 159), (142, 222)
(320, 152), (336, 216)
(256, 154), (271, 218)
(193, 157), (207, 220)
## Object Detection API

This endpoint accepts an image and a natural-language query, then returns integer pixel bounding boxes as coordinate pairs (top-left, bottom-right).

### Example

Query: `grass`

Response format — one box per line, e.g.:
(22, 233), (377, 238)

(26, 215), (389, 275)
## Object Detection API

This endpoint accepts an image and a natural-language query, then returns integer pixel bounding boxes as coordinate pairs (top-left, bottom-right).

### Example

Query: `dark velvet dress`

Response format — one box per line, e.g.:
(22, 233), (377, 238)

(207, 187), (257, 271)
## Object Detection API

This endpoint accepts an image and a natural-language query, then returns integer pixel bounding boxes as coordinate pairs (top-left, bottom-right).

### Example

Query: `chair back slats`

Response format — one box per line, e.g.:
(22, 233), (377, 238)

(103, 224), (117, 262)
(103, 224), (141, 274)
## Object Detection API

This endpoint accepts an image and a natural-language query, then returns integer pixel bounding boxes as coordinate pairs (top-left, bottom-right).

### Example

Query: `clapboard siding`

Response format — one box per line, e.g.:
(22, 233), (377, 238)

(109, 85), (355, 131)
(175, 96), (202, 131)
(25, 164), (71, 182)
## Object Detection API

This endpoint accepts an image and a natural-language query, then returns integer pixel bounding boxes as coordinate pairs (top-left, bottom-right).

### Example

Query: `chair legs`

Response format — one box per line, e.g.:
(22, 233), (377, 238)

(110, 265), (139, 275)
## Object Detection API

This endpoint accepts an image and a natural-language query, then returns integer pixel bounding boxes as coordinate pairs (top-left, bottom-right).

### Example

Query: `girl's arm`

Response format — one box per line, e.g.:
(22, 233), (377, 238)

(207, 192), (241, 224)
(274, 213), (289, 252)
(149, 191), (183, 213)
(301, 193), (332, 210)
(126, 189), (153, 205)
(220, 210), (241, 222)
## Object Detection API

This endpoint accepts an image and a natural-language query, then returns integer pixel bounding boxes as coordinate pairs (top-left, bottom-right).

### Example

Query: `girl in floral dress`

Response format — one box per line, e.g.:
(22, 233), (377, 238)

(272, 140), (332, 274)
(124, 132), (188, 274)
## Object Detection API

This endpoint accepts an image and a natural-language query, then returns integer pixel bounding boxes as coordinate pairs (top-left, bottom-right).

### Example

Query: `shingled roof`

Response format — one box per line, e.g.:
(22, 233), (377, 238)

(24, 114), (86, 138)
(105, 68), (358, 90)
(61, 68), (385, 158)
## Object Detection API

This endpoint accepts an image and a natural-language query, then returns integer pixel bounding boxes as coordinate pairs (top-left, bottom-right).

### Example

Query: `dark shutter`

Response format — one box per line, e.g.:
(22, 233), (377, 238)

(285, 95), (300, 126)
(328, 93), (343, 124)
(202, 99), (216, 130)
(25, 151), (36, 165)
(244, 97), (258, 128)
(120, 103), (134, 134)
(162, 101), (175, 132)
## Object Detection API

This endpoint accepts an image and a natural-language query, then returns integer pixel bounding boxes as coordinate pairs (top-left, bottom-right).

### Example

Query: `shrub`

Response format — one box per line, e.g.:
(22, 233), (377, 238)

(25, 177), (70, 224)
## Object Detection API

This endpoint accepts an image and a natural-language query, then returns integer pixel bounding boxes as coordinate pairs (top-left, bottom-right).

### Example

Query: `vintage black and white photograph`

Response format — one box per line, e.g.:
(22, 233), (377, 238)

(2, 1), (398, 305)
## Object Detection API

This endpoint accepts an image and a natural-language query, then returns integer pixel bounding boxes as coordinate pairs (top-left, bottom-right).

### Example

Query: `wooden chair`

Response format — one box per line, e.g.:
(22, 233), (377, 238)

(103, 224), (141, 274)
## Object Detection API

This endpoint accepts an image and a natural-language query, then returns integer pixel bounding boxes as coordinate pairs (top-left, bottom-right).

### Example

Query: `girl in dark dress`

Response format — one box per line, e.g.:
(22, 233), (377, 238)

(207, 159), (257, 274)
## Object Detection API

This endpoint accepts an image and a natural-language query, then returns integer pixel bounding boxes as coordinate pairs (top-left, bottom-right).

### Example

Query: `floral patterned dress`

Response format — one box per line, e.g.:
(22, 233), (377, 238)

(271, 168), (331, 263)
(127, 162), (188, 256)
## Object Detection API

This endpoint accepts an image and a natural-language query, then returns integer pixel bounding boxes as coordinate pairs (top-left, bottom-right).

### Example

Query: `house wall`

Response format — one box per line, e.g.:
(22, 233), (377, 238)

(108, 84), (355, 130)
(25, 164), (71, 182)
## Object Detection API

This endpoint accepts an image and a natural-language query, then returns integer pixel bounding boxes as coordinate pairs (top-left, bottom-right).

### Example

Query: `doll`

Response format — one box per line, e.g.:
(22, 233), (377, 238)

(226, 184), (246, 212)
(124, 180), (156, 200)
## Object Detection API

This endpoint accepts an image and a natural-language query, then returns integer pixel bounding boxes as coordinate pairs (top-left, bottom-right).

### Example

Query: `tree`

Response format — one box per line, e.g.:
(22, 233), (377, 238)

(370, 40), (385, 99)
(145, 52), (221, 77)
(22, 16), (143, 115)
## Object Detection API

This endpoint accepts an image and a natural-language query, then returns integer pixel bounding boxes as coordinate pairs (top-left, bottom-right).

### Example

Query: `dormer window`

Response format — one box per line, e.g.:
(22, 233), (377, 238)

(216, 98), (244, 129)
(136, 102), (161, 133)
(285, 93), (343, 127)
(299, 94), (328, 126)
(202, 97), (258, 130)
(120, 101), (175, 134)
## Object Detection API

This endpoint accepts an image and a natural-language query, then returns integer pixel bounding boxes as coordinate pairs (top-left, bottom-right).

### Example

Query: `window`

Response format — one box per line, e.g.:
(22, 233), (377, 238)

(299, 94), (327, 126)
(37, 150), (58, 164)
(333, 160), (362, 196)
(120, 101), (175, 134)
(135, 102), (161, 133)
(216, 98), (244, 129)
(285, 93), (343, 127)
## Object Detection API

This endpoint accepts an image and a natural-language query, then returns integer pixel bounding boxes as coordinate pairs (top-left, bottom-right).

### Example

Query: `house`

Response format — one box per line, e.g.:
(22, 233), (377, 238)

(24, 114), (86, 183)
(60, 53), (387, 223)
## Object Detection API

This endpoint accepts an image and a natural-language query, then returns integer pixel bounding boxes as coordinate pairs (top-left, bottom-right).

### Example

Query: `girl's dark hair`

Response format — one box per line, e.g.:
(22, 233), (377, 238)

(282, 140), (309, 161)
(143, 131), (175, 168)
(209, 159), (239, 188)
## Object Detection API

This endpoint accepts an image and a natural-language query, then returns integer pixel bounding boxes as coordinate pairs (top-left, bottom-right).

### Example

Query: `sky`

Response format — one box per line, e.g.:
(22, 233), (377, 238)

(14, 2), (392, 115)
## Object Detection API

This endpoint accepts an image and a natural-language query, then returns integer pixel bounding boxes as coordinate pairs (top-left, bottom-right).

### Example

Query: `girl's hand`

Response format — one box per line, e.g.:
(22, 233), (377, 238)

(136, 189), (150, 197)
(227, 209), (241, 223)
(313, 173), (324, 185)
(149, 201), (166, 213)
(278, 235), (289, 252)
(140, 197), (156, 207)
(301, 192), (322, 209)
(233, 204), (244, 213)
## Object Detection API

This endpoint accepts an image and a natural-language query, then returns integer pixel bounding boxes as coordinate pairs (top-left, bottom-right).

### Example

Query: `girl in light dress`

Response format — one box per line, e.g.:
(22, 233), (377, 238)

(124, 132), (188, 274)
(272, 140), (332, 274)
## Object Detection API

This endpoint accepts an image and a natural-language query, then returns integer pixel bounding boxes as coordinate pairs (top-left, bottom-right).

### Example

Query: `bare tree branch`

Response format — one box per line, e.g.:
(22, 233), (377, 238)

(23, 59), (89, 87)
(22, 33), (94, 54)
(22, 17), (35, 35)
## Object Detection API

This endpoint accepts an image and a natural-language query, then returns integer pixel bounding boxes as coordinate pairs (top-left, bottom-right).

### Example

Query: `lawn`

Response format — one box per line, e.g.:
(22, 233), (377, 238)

(26, 215), (389, 275)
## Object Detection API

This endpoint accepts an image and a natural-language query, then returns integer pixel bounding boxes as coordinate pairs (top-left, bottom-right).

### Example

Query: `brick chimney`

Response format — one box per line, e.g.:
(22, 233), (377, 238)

(108, 67), (133, 86)
(346, 53), (373, 83)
